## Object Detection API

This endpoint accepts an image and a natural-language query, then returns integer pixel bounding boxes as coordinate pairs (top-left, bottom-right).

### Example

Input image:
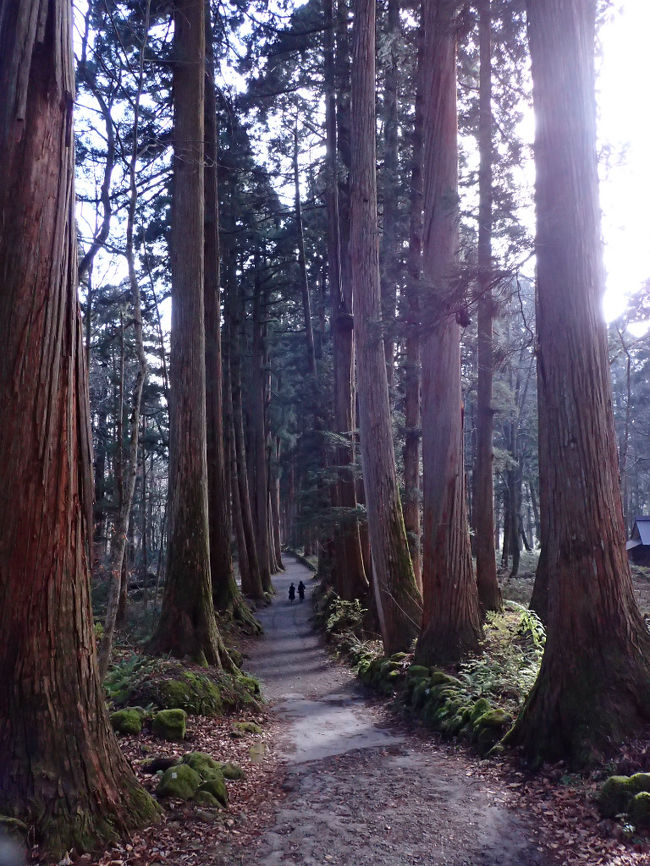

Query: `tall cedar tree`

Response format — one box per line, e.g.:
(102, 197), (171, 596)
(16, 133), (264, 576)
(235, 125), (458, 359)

(380, 0), (400, 391)
(150, 0), (225, 663)
(415, 0), (482, 664)
(507, 0), (650, 763)
(0, 0), (159, 854)
(403, 0), (425, 588)
(204, 1), (254, 626)
(473, 0), (502, 612)
(325, 0), (368, 600)
(350, 0), (422, 653)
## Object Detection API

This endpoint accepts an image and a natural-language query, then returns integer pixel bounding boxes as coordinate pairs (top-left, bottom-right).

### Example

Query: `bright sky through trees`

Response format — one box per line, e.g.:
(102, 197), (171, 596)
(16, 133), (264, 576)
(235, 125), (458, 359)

(599, 2), (650, 321)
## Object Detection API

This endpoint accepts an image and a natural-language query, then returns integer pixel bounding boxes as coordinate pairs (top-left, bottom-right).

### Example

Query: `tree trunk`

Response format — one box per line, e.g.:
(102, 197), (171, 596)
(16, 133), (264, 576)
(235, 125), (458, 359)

(507, 0), (650, 764)
(204, 1), (237, 614)
(294, 122), (317, 376)
(403, 0), (425, 589)
(149, 0), (225, 666)
(325, 0), (368, 601)
(415, 0), (481, 665)
(251, 257), (273, 593)
(271, 439), (285, 570)
(380, 0), (400, 392)
(350, 0), (421, 654)
(0, 0), (159, 854)
(473, 0), (501, 613)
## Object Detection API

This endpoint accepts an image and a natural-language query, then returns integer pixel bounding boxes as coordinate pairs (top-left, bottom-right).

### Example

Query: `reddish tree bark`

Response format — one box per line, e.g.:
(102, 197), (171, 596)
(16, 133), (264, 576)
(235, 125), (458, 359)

(325, 0), (368, 601)
(403, 0), (426, 589)
(250, 256), (273, 593)
(204, 1), (240, 614)
(473, 0), (501, 613)
(0, 0), (158, 854)
(380, 0), (401, 391)
(350, 0), (422, 653)
(507, 0), (650, 764)
(149, 0), (226, 665)
(415, 0), (482, 665)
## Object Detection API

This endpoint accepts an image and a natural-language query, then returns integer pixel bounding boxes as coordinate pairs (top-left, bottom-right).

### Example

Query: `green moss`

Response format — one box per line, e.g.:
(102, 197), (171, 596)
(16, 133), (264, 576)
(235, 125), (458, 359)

(598, 774), (650, 818)
(237, 674), (261, 696)
(182, 752), (221, 780)
(220, 762), (245, 780)
(249, 743), (267, 762)
(232, 721), (262, 736)
(193, 790), (220, 808)
(198, 776), (228, 807)
(470, 698), (491, 724)
(429, 670), (462, 687)
(160, 673), (222, 716)
(474, 708), (511, 730)
(118, 659), (225, 716)
(212, 670), (263, 713)
(440, 713), (465, 737)
(410, 679), (432, 710)
(157, 764), (201, 800)
(407, 665), (430, 680)
(473, 709), (513, 755)
(110, 708), (143, 735)
(629, 792), (650, 828)
(379, 659), (400, 677)
(152, 709), (187, 741)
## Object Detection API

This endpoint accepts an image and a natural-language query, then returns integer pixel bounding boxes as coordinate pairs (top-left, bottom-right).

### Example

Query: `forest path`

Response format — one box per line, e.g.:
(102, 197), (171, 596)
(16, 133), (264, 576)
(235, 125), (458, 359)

(233, 556), (559, 866)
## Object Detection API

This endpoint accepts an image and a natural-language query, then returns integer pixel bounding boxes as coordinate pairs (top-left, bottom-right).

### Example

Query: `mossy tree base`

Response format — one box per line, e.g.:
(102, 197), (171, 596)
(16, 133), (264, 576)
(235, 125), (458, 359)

(32, 781), (159, 860)
(415, 619), (481, 667)
(505, 638), (650, 767)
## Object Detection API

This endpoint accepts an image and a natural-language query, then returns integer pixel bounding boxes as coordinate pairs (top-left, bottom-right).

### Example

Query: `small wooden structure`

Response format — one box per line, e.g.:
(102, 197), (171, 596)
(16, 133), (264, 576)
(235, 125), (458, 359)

(626, 517), (650, 566)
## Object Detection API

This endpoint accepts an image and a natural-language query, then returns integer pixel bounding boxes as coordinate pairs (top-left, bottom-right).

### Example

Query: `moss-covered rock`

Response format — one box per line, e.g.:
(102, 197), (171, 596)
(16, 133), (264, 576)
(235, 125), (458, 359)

(110, 708), (143, 735)
(232, 721), (262, 736)
(119, 660), (224, 716)
(406, 665), (430, 681)
(220, 762), (245, 780)
(469, 698), (491, 724)
(237, 674), (261, 696)
(473, 709), (512, 755)
(193, 790), (220, 808)
(215, 671), (263, 713)
(379, 659), (400, 677)
(439, 712), (465, 737)
(410, 679), (432, 710)
(249, 742), (267, 762)
(159, 673), (223, 716)
(183, 752), (222, 780)
(157, 764), (201, 799)
(598, 774), (650, 818)
(198, 776), (228, 807)
(152, 709), (187, 741)
(629, 792), (650, 829)
(429, 670), (462, 688)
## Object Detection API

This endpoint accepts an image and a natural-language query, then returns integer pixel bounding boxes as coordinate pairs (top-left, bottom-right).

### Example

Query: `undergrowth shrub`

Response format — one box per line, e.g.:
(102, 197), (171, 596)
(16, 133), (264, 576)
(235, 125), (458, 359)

(326, 598), (365, 637)
(456, 602), (545, 714)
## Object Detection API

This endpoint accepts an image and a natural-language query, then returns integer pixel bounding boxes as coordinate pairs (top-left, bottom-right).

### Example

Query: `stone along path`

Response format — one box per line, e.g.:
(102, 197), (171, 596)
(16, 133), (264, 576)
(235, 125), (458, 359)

(237, 557), (559, 866)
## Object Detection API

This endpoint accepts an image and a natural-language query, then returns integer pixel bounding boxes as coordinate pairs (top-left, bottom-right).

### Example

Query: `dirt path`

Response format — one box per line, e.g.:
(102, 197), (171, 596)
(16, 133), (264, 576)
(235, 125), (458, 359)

(235, 557), (560, 866)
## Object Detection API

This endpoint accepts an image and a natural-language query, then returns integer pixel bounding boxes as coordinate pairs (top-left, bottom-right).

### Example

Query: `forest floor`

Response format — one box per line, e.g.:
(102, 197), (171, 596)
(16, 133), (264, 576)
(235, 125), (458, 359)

(67, 556), (650, 866)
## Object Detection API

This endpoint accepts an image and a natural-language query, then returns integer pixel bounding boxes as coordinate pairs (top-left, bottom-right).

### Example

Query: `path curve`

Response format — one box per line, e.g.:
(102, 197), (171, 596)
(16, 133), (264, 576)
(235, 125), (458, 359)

(241, 556), (558, 866)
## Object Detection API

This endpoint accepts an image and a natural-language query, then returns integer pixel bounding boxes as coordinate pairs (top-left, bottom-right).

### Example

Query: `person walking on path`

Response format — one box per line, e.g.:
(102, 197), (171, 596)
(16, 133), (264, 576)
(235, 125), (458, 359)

(288, 583), (296, 604)
(298, 581), (306, 602)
